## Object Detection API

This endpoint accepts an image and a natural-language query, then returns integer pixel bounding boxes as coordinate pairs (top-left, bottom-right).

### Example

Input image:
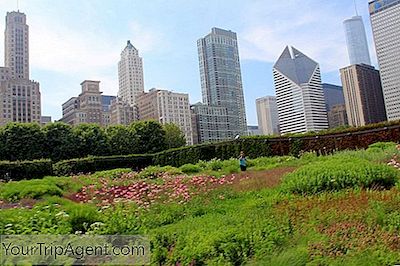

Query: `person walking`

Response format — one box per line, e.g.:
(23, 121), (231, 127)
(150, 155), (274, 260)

(239, 151), (247, 172)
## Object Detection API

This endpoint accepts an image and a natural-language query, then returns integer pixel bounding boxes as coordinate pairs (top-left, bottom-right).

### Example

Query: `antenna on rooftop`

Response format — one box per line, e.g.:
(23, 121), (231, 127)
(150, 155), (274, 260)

(17, 0), (19, 11)
(353, 0), (359, 16)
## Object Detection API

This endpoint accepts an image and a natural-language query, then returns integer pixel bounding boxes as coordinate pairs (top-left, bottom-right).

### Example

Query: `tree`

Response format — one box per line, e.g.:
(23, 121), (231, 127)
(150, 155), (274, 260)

(73, 124), (110, 157)
(1, 122), (45, 161)
(42, 122), (78, 161)
(129, 120), (167, 154)
(163, 123), (186, 149)
(106, 125), (136, 155)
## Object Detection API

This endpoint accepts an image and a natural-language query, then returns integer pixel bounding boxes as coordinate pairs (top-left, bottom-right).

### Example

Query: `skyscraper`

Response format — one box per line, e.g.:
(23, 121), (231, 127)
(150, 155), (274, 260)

(197, 27), (247, 136)
(273, 46), (328, 134)
(118, 40), (144, 119)
(340, 64), (387, 127)
(343, 16), (372, 65)
(256, 96), (280, 135)
(322, 83), (348, 128)
(0, 11), (41, 125)
(369, 0), (400, 121)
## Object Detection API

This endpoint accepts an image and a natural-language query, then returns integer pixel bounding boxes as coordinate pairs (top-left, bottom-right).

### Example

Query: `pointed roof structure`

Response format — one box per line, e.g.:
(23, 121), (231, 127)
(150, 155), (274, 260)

(273, 46), (319, 85)
(124, 40), (137, 51)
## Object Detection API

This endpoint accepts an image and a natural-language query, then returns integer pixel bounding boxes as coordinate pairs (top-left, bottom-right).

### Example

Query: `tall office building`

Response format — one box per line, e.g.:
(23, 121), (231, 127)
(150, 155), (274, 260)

(0, 11), (42, 125)
(369, 0), (400, 121)
(340, 64), (387, 127)
(197, 27), (247, 136)
(322, 83), (348, 128)
(273, 46), (328, 134)
(256, 96), (280, 135)
(118, 40), (144, 119)
(343, 16), (372, 65)
(138, 88), (193, 145)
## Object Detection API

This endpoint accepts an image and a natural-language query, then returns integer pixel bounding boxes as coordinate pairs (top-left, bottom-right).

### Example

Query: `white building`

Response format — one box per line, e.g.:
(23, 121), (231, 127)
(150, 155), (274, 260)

(138, 88), (193, 145)
(343, 16), (372, 66)
(273, 46), (328, 134)
(0, 11), (42, 125)
(118, 40), (144, 118)
(256, 96), (280, 136)
(369, 0), (400, 121)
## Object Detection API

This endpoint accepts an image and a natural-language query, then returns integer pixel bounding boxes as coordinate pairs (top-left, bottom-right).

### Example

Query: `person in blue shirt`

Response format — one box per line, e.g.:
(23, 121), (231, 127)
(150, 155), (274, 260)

(239, 151), (247, 172)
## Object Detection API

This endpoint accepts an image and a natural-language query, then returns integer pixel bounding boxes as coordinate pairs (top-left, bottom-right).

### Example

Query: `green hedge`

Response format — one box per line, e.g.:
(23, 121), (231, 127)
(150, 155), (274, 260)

(0, 160), (53, 181)
(52, 154), (153, 176)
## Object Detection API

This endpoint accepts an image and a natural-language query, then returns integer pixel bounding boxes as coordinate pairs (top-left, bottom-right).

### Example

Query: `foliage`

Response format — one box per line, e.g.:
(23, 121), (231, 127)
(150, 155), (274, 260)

(105, 125), (136, 155)
(0, 123), (45, 161)
(135, 165), (183, 179)
(163, 123), (186, 149)
(179, 163), (202, 174)
(42, 122), (79, 161)
(52, 154), (153, 176)
(73, 124), (110, 157)
(0, 159), (53, 181)
(129, 120), (167, 154)
(281, 158), (399, 195)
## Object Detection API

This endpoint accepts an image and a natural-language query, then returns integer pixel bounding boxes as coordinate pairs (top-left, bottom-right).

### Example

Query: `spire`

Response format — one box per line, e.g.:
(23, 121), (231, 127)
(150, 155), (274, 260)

(354, 0), (359, 16)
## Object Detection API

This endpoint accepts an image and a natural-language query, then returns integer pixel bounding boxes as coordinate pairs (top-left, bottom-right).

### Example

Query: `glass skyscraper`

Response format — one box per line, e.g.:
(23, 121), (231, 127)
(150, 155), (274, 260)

(197, 28), (247, 137)
(343, 16), (372, 65)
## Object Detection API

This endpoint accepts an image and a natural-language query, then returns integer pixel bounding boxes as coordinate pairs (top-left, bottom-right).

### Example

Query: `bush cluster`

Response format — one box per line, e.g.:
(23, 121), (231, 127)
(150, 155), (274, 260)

(0, 160), (53, 181)
(52, 154), (153, 176)
(281, 158), (399, 194)
(0, 121), (185, 162)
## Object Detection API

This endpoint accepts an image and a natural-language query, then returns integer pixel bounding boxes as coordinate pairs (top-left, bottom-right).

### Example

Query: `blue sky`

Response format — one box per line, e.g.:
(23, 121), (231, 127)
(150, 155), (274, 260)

(0, 0), (377, 125)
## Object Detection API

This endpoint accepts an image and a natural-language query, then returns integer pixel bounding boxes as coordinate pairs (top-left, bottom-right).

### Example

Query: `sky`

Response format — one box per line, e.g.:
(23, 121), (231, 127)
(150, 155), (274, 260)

(0, 0), (378, 125)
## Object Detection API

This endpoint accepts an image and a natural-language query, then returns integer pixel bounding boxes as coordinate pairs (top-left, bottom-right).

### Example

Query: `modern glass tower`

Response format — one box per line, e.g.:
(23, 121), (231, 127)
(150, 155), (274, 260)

(369, 0), (400, 121)
(197, 27), (247, 136)
(273, 46), (328, 134)
(343, 16), (372, 65)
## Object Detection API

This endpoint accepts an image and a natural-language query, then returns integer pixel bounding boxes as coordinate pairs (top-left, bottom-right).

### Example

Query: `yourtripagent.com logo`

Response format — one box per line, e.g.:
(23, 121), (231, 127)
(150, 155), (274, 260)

(0, 235), (150, 265)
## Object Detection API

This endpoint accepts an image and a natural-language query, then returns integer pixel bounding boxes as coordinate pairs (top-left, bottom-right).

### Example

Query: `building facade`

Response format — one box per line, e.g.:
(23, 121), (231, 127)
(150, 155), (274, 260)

(322, 83), (348, 128)
(138, 88), (193, 145)
(110, 97), (135, 125)
(369, 0), (400, 121)
(0, 11), (42, 125)
(190, 103), (231, 144)
(61, 80), (133, 126)
(328, 104), (348, 129)
(256, 96), (280, 136)
(197, 27), (247, 136)
(340, 64), (387, 127)
(118, 40), (144, 119)
(273, 46), (328, 134)
(343, 16), (372, 65)
(247, 125), (261, 136)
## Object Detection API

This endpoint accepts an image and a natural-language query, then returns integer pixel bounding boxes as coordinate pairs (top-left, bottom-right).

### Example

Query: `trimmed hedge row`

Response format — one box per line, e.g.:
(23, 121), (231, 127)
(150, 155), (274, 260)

(1, 123), (400, 181)
(52, 154), (153, 176)
(0, 160), (53, 181)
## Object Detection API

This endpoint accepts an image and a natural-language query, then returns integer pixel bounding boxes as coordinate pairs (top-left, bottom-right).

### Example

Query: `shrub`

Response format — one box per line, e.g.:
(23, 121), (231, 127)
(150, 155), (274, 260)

(180, 164), (202, 174)
(281, 158), (399, 194)
(52, 155), (153, 176)
(0, 159), (53, 181)
(367, 142), (397, 152)
(136, 166), (183, 179)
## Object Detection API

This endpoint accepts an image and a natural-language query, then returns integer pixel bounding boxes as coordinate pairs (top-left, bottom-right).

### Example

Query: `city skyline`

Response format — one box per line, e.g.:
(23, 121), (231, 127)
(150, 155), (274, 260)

(0, 0), (378, 125)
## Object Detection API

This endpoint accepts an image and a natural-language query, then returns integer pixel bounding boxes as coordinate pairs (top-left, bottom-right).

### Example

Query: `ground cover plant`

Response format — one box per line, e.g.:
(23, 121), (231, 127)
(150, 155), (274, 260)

(0, 142), (399, 265)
